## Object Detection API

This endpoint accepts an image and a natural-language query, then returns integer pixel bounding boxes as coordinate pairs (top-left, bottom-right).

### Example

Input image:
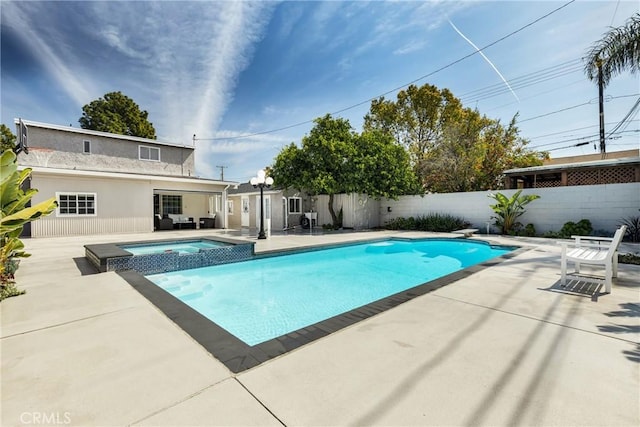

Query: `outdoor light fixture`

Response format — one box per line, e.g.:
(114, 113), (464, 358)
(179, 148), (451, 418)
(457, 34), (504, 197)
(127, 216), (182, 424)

(250, 169), (273, 239)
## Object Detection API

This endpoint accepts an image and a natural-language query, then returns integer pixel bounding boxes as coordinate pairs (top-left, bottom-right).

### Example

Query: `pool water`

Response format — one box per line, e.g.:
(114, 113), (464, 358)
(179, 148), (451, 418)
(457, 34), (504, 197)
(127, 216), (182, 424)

(146, 239), (512, 346)
(122, 240), (228, 255)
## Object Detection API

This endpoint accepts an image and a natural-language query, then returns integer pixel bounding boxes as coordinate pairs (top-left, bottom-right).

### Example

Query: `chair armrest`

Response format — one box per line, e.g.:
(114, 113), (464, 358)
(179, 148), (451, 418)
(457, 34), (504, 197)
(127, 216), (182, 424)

(570, 235), (614, 242)
(559, 241), (613, 250)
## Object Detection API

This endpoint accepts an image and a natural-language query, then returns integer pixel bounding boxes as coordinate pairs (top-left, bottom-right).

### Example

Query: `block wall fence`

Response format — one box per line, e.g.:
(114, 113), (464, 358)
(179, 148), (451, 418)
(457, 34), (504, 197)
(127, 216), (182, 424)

(380, 183), (639, 234)
(314, 183), (638, 235)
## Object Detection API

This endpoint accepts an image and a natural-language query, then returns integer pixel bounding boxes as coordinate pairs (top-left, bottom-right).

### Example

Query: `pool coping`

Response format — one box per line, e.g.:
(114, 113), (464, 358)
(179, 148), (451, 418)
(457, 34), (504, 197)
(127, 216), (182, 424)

(116, 237), (528, 373)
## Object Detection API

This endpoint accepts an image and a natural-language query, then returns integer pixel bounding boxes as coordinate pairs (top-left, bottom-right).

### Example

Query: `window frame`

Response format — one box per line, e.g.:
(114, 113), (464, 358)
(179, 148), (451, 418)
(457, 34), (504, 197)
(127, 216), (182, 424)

(227, 200), (234, 215)
(161, 194), (182, 215)
(288, 197), (302, 214)
(56, 192), (97, 217)
(139, 145), (161, 162)
(83, 140), (91, 154)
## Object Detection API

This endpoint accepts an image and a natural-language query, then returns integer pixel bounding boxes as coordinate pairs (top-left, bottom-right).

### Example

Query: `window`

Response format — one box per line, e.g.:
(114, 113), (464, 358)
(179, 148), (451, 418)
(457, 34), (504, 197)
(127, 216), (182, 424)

(83, 140), (91, 154)
(57, 193), (96, 216)
(288, 197), (302, 214)
(161, 195), (182, 215)
(139, 145), (160, 162)
(227, 200), (234, 214)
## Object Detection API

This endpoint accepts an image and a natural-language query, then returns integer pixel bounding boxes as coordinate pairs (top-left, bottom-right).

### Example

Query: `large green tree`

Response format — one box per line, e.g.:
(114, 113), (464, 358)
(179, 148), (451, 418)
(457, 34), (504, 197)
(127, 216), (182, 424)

(79, 91), (156, 139)
(270, 114), (419, 226)
(364, 84), (463, 162)
(584, 13), (640, 87)
(364, 83), (545, 192)
(1, 124), (16, 152)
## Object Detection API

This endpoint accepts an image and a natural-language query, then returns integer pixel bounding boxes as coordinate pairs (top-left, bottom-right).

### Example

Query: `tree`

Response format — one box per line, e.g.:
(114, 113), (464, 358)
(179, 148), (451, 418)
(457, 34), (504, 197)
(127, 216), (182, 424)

(352, 130), (421, 199)
(364, 83), (545, 192)
(364, 84), (463, 164)
(584, 13), (640, 87)
(270, 115), (419, 226)
(1, 124), (16, 152)
(79, 91), (156, 139)
(1, 150), (57, 300)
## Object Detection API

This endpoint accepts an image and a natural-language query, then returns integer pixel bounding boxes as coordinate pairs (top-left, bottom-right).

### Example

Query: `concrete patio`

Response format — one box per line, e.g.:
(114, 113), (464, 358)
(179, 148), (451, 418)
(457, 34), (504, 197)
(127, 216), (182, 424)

(1, 230), (638, 426)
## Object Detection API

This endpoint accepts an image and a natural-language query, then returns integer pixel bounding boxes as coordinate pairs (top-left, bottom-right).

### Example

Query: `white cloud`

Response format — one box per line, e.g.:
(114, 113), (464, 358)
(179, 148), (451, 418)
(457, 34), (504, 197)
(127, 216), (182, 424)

(99, 25), (148, 60)
(79, 1), (275, 143)
(393, 40), (429, 56)
(1, 2), (95, 107)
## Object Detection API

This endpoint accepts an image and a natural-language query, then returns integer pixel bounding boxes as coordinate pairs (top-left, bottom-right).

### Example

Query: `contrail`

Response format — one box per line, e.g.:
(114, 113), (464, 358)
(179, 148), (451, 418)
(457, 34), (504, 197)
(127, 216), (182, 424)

(449, 20), (520, 102)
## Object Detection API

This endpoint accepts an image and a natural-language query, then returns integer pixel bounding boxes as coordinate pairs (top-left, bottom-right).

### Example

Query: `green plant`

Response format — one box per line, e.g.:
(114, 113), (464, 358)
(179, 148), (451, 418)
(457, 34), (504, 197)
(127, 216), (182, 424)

(488, 190), (540, 235)
(620, 216), (640, 242)
(558, 219), (593, 238)
(520, 223), (536, 237)
(619, 253), (640, 265)
(385, 213), (469, 232)
(1, 149), (57, 301)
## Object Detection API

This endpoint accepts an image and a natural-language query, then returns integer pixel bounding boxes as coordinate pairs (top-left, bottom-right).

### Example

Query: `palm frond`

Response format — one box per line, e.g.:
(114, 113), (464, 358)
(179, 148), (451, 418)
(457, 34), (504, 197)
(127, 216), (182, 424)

(584, 13), (640, 87)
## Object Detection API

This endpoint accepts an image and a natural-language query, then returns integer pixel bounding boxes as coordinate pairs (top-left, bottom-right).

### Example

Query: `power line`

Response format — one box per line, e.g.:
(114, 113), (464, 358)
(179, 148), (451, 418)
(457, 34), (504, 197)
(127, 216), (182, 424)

(530, 129), (638, 150)
(519, 101), (591, 123)
(528, 120), (639, 140)
(529, 98), (640, 151)
(460, 58), (584, 103)
(518, 94), (639, 123)
(543, 130), (638, 152)
(194, 0), (577, 142)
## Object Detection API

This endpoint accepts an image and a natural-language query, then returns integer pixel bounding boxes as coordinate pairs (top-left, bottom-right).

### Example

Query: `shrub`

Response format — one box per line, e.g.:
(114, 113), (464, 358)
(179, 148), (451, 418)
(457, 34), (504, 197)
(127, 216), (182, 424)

(385, 213), (469, 232)
(619, 253), (640, 265)
(520, 223), (536, 237)
(620, 216), (640, 242)
(558, 219), (593, 238)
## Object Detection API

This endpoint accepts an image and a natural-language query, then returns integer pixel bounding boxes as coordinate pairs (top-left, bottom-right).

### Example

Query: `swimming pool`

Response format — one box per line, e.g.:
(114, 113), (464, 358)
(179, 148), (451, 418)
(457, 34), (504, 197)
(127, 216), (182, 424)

(146, 238), (514, 346)
(121, 240), (229, 255)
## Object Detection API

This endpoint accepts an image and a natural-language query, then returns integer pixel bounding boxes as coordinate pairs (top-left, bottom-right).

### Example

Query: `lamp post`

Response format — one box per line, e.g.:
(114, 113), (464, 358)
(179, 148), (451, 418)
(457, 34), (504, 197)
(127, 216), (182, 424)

(250, 169), (273, 239)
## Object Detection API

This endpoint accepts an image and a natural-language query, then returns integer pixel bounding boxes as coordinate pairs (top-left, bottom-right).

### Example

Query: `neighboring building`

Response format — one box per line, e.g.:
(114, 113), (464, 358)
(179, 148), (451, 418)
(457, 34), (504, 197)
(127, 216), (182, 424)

(504, 150), (640, 189)
(15, 119), (237, 237)
(227, 183), (315, 232)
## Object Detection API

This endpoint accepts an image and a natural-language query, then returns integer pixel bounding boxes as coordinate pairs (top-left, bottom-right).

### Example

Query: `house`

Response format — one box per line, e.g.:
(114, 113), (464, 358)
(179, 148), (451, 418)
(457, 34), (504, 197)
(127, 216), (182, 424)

(503, 149), (640, 189)
(226, 183), (316, 232)
(15, 119), (238, 237)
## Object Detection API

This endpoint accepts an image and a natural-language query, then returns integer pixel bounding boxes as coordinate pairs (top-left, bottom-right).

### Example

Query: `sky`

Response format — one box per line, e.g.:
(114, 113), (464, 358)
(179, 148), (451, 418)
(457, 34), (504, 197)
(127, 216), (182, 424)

(1, 0), (639, 183)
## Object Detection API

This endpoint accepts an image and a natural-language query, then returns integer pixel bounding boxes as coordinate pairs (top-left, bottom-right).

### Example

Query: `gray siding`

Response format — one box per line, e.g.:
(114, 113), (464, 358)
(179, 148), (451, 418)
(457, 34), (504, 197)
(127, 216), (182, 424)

(18, 125), (195, 176)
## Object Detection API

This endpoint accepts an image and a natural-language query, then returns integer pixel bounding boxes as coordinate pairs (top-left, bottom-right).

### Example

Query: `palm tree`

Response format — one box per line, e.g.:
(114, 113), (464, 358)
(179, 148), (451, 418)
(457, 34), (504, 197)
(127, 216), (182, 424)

(584, 13), (640, 87)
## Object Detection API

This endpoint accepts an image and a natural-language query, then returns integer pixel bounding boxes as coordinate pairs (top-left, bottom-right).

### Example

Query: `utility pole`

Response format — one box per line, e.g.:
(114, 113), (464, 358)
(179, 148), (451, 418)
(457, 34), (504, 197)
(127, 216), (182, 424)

(598, 62), (606, 156)
(216, 165), (227, 181)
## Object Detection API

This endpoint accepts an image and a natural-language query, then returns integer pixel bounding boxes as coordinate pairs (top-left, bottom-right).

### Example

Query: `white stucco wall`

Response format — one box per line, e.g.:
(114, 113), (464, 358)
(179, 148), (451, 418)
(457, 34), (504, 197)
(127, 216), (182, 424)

(28, 169), (228, 237)
(381, 183), (640, 234)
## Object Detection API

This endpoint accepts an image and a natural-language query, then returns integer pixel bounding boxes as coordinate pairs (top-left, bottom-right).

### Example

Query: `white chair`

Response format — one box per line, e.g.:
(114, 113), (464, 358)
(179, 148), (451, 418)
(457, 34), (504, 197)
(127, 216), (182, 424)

(560, 225), (627, 293)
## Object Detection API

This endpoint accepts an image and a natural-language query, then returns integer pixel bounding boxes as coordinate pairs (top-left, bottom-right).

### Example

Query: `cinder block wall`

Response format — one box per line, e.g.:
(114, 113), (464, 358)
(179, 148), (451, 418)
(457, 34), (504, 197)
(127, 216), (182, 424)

(379, 183), (639, 234)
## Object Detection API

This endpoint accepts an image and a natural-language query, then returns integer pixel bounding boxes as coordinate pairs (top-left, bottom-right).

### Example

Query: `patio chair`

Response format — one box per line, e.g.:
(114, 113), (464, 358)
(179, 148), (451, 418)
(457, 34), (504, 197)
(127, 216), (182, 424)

(155, 214), (173, 231)
(560, 225), (627, 293)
